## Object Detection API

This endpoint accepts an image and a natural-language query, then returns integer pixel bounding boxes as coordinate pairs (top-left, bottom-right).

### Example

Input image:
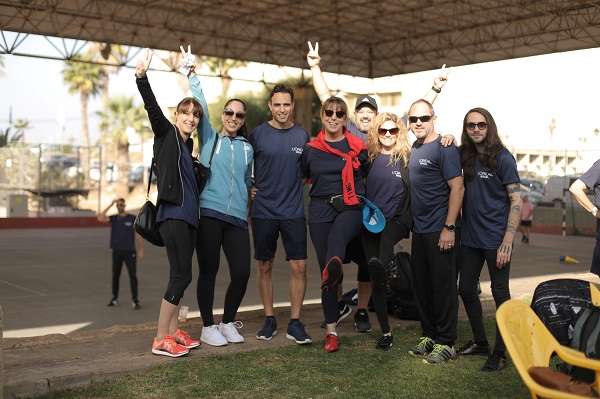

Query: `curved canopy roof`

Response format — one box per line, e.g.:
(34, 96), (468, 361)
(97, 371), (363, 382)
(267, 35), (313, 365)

(1, 0), (599, 78)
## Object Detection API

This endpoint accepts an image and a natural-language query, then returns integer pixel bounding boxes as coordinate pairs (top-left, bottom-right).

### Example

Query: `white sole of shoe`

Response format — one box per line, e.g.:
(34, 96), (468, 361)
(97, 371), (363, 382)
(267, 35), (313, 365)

(151, 348), (189, 357)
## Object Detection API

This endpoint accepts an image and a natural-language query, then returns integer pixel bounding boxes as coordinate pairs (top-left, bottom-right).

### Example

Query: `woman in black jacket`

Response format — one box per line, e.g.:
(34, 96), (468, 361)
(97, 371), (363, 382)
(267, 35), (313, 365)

(136, 48), (201, 358)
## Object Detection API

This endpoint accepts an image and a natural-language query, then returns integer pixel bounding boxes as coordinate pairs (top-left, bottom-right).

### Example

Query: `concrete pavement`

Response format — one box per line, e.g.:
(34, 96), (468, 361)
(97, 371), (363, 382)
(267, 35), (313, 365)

(1, 228), (599, 398)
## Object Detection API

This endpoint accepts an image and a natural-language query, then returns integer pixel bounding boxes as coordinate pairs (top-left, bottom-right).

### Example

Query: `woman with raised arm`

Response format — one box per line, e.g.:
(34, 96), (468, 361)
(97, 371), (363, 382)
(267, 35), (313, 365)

(180, 46), (254, 347)
(135, 48), (202, 357)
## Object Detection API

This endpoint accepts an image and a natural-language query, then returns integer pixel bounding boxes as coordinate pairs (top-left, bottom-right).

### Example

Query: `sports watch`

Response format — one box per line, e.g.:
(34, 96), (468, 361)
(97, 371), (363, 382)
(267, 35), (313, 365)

(444, 224), (456, 232)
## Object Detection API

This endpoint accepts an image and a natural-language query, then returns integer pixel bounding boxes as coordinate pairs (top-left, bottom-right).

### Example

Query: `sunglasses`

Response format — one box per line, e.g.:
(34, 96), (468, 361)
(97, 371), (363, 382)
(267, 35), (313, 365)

(408, 115), (433, 124)
(324, 110), (346, 118)
(466, 122), (488, 131)
(223, 109), (246, 119)
(378, 127), (399, 136)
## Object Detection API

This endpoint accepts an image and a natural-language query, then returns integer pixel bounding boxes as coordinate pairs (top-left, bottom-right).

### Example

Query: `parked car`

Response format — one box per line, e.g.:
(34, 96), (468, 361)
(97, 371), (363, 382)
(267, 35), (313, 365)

(521, 185), (543, 206)
(541, 175), (593, 208)
(521, 178), (545, 194)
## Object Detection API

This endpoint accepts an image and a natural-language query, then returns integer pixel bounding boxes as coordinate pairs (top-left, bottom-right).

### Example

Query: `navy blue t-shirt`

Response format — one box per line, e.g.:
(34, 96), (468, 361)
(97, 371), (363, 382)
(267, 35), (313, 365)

(109, 214), (136, 250)
(301, 138), (369, 224)
(157, 135), (200, 229)
(249, 122), (309, 219)
(409, 135), (462, 234)
(366, 154), (405, 221)
(580, 159), (600, 208)
(462, 148), (520, 249)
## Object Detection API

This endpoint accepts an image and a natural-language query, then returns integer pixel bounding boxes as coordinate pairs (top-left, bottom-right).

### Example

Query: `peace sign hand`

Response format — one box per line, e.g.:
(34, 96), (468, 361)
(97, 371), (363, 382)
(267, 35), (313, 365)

(179, 45), (196, 76)
(135, 48), (153, 78)
(433, 64), (451, 91)
(307, 41), (321, 68)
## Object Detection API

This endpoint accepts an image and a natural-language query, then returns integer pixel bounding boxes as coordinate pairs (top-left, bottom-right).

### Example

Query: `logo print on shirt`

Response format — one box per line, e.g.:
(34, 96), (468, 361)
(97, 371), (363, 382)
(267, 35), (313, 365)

(418, 158), (432, 166)
(392, 171), (402, 178)
(477, 171), (494, 179)
(292, 147), (303, 154)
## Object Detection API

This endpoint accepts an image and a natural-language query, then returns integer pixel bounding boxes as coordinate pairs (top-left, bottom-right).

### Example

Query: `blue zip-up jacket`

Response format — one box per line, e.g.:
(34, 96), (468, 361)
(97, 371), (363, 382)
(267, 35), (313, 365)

(188, 74), (253, 221)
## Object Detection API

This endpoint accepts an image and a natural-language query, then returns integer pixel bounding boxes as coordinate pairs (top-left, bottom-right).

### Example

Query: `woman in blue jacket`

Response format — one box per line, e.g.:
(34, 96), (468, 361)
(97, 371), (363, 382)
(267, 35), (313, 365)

(182, 50), (254, 347)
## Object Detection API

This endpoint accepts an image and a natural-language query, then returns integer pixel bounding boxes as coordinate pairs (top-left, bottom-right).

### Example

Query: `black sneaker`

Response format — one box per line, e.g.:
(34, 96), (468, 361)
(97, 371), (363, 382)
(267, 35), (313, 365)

(481, 353), (506, 372)
(285, 320), (312, 344)
(368, 257), (387, 291)
(354, 308), (372, 332)
(321, 257), (343, 292)
(457, 340), (490, 356)
(376, 335), (393, 351)
(256, 317), (277, 341)
(320, 303), (352, 328)
(132, 301), (141, 310)
(107, 298), (118, 306)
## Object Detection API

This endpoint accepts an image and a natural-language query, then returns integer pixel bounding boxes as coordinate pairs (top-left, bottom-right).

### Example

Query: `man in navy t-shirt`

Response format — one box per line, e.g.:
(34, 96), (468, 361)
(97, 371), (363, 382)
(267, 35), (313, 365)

(456, 108), (521, 373)
(570, 159), (600, 276)
(97, 198), (144, 309)
(407, 99), (464, 365)
(250, 84), (312, 345)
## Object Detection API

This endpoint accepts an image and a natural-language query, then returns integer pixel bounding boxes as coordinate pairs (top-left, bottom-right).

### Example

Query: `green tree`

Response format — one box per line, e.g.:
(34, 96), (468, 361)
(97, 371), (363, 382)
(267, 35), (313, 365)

(204, 57), (248, 100)
(0, 127), (22, 147)
(97, 95), (150, 196)
(13, 118), (31, 143)
(62, 55), (103, 186)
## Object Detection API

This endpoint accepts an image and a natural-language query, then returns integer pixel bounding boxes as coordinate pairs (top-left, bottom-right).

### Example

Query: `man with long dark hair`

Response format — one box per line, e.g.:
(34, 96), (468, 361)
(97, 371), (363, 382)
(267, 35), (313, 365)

(456, 107), (521, 372)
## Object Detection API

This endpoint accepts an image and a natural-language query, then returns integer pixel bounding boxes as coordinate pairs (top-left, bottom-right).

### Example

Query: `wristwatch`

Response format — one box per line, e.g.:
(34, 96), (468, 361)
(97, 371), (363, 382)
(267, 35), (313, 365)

(592, 207), (598, 217)
(444, 224), (456, 232)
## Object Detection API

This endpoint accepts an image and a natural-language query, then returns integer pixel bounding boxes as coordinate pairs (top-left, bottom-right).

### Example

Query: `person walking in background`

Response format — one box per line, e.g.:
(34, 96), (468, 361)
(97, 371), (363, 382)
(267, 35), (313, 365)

(136, 48), (201, 358)
(519, 195), (533, 243)
(301, 97), (369, 352)
(456, 108), (521, 372)
(250, 84), (312, 345)
(569, 159), (600, 277)
(97, 198), (144, 309)
(406, 99), (464, 365)
(183, 47), (254, 347)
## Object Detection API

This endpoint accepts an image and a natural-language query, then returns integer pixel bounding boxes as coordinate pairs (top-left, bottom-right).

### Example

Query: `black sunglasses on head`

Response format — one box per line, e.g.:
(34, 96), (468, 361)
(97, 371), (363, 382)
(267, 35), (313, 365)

(223, 108), (246, 119)
(324, 110), (345, 118)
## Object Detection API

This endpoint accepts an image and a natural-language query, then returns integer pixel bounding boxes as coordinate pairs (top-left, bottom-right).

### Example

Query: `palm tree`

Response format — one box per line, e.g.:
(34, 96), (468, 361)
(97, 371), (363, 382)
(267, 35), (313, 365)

(0, 55), (6, 78)
(62, 55), (103, 186)
(97, 95), (150, 196)
(203, 57), (248, 100)
(13, 118), (31, 143)
(0, 127), (22, 147)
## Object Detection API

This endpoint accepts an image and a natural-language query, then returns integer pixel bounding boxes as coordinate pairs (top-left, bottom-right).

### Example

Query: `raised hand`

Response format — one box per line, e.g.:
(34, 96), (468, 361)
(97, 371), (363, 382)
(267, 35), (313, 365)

(433, 64), (451, 90)
(179, 44), (196, 76)
(135, 48), (153, 78)
(307, 41), (321, 68)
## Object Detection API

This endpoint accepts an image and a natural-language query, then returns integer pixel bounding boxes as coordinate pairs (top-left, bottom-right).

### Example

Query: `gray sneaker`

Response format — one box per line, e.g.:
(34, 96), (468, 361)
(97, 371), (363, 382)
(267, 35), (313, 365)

(422, 344), (457, 365)
(408, 336), (435, 356)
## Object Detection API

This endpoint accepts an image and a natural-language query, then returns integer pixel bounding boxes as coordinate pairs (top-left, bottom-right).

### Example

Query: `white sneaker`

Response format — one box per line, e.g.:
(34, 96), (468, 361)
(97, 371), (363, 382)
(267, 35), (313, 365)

(201, 325), (228, 347)
(219, 321), (245, 343)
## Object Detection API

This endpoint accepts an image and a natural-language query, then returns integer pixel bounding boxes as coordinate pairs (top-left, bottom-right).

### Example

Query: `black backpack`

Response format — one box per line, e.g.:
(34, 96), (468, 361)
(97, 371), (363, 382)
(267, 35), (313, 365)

(386, 252), (419, 321)
(531, 279), (593, 346)
(558, 305), (600, 383)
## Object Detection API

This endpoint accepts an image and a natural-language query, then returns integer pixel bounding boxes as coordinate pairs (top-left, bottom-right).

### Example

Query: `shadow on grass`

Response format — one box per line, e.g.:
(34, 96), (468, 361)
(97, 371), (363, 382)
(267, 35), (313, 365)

(38, 318), (531, 399)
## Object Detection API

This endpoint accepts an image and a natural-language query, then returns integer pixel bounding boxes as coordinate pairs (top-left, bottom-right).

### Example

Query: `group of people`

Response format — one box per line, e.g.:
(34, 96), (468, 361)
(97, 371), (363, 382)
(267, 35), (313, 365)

(103, 42), (533, 371)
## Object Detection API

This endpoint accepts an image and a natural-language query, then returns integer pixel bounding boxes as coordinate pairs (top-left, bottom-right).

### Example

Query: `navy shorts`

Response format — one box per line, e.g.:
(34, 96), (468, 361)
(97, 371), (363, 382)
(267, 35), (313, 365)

(251, 217), (307, 261)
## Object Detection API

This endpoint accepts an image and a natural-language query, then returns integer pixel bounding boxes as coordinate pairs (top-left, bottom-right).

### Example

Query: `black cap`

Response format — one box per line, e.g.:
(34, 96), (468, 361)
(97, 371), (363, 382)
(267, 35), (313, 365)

(355, 95), (378, 112)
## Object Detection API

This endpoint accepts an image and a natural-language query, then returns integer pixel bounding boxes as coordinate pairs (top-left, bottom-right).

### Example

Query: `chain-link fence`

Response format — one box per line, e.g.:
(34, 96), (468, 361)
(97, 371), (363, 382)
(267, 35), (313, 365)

(0, 144), (105, 217)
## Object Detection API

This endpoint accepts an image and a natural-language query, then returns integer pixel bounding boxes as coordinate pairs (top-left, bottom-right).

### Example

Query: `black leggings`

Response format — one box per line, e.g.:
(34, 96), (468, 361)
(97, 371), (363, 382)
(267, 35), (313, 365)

(111, 249), (138, 302)
(196, 216), (251, 326)
(309, 209), (363, 325)
(362, 220), (409, 334)
(159, 219), (197, 305)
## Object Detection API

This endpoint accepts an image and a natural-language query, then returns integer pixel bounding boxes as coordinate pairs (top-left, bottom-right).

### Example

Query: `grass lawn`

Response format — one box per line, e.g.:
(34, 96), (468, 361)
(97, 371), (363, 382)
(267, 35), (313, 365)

(38, 318), (530, 399)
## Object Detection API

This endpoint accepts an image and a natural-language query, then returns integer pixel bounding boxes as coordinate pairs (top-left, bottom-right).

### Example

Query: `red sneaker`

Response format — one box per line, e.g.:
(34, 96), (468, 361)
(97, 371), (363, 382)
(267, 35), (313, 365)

(324, 333), (339, 353)
(173, 329), (201, 349)
(152, 335), (189, 357)
(321, 256), (343, 292)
